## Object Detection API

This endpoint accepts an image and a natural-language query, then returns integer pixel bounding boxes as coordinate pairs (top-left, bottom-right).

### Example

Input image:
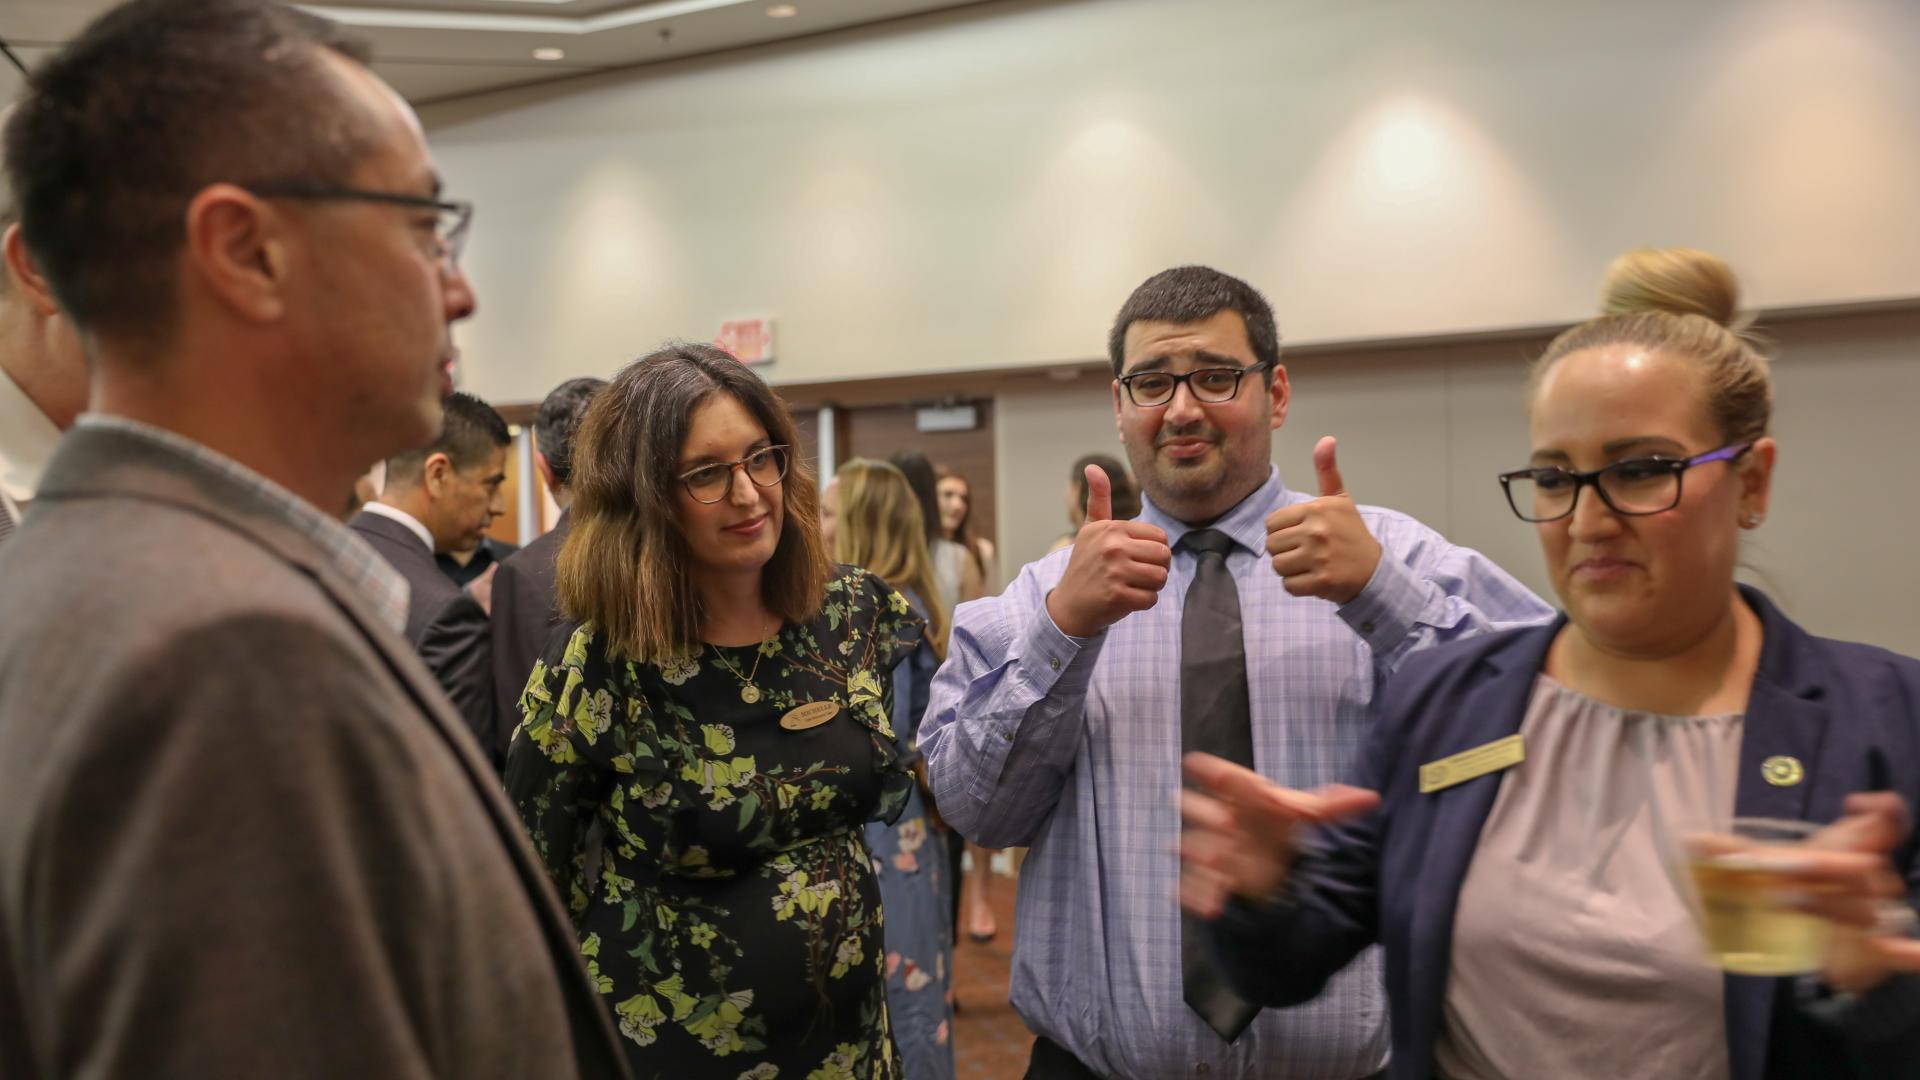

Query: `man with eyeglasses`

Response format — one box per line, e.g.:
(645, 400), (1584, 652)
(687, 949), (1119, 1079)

(0, 1), (626, 1077)
(920, 265), (1552, 1080)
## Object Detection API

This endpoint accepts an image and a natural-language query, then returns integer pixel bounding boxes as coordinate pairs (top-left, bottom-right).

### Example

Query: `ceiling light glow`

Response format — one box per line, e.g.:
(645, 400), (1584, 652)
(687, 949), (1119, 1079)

(533, 46), (566, 61)
(767, 4), (799, 17)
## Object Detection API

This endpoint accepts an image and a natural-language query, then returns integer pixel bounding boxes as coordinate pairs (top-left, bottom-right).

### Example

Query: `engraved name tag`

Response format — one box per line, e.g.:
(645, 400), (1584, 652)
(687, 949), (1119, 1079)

(780, 701), (841, 732)
(1419, 734), (1525, 794)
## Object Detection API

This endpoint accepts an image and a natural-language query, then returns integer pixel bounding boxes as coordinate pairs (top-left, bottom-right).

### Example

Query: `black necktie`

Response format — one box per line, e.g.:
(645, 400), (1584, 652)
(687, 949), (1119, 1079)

(1179, 528), (1261, 1042)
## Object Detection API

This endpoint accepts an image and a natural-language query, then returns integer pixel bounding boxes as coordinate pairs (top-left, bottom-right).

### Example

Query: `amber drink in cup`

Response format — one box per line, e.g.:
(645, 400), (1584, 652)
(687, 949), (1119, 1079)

(1686, 818), (1831, 976)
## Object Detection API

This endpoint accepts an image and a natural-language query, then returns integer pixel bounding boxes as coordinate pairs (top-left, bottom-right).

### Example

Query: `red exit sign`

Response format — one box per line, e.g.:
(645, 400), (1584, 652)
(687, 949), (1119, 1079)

(716, 318), (776, 366)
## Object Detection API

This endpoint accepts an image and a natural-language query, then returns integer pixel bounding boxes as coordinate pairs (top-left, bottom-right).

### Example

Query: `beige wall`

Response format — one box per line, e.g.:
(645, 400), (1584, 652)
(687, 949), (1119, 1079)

(425, 0), (1920, 400)
(419, 0), (1920, 655)
(995, 310), (1920, 657)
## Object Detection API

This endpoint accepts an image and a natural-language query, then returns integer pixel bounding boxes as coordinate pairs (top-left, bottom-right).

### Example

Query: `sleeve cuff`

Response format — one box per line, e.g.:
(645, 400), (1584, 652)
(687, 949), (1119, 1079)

(979, 602), (1104, 747)
(1337, 551), (1426, 654)
(1796, 971), (1920, 1043)
(1026, 597), (1102, 685)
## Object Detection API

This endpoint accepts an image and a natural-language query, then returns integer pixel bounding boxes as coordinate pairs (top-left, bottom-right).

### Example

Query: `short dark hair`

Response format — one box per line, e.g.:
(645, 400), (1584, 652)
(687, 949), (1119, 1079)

(3, 0), (374, 345)
(558, 343), (830, 662)
(387, 392), (510, 484)
(887, 449), (942, 547)
(1106, 265), (1282, 378)
(1071, 453), (1141, 520)
(533, 376), (607, 489)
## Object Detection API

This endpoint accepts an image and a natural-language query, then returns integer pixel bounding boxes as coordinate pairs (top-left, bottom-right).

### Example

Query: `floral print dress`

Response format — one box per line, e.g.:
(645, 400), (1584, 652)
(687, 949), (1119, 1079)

(864, 588), (955, 1080)
(506, 567), (922, 1080)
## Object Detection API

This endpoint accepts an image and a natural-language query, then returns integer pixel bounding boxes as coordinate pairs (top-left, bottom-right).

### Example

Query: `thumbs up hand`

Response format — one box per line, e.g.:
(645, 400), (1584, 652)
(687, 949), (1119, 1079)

(1045, 463), (1173, 638)
(1263, 436), (1382, 603)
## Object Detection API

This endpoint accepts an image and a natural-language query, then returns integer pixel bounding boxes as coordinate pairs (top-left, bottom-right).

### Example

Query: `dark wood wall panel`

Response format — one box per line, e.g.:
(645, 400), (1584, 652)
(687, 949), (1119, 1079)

(839, 400), (996, 549)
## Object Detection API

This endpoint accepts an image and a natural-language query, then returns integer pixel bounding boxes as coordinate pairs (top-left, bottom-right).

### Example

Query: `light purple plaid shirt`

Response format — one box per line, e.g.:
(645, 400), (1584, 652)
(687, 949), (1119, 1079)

(921, 467), (1552, 1080)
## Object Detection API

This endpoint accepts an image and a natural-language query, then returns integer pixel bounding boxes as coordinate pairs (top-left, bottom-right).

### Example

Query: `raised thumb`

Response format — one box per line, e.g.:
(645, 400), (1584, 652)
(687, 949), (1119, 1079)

(1083, 463), (1113, 522)
(1314, 436), (1347, 498)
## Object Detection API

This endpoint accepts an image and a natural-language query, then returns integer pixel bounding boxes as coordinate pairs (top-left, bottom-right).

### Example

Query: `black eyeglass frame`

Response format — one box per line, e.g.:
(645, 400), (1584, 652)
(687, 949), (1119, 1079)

(242, 182), (474, 265)
(1497, 441), (1753, 523)
(1117, 357), (1276, 408)
(678, 445), (792, 505)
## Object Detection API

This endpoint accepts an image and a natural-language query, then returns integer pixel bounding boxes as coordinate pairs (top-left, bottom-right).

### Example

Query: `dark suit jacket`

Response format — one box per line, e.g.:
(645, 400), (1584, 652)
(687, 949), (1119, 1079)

(1216, 586), (1920, 1080)
(490, 510), (570, 759)
(349, 509), (497, 764)
(0, 424), (628, 1079)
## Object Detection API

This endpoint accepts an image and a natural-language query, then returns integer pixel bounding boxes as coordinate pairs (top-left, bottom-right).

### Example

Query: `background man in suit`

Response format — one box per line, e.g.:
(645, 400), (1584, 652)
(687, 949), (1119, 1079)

(0, 2), (627, 1075)
(0, 209), (86, 546)
(489, 375), (605, 754)
(350, 389), (508, 759)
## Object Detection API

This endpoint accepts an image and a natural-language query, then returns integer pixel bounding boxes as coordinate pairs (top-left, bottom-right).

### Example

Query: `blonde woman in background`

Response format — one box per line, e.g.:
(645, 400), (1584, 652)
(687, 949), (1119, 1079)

(824, 458), (957, 1080)
(889, 449), (999, 944)
(1182, 250), (1920, 1080)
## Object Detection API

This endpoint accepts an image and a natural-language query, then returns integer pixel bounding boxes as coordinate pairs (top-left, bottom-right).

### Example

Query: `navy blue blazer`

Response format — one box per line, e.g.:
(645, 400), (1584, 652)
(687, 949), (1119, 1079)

(1215, 586), (1920, 1079)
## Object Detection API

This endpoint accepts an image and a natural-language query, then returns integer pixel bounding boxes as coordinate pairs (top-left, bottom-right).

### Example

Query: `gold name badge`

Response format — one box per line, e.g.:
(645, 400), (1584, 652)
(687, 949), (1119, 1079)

(1419, 734), (1525, 794)
(780, 701), (841, 732)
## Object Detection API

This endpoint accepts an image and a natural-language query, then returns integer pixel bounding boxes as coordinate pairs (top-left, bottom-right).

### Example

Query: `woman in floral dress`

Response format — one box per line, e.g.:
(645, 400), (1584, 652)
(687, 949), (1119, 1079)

(822, 459), (956, 1080)
(506, 344), (922, 1080)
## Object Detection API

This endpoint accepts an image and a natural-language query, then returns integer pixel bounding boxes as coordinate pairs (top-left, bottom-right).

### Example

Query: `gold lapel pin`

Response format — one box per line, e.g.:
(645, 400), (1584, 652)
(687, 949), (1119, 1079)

(1761, 755), (1805, 787)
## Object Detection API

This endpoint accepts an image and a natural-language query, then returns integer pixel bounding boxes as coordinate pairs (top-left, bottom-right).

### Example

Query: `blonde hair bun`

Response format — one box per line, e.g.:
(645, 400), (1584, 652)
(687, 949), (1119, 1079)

(1599, 247), (1743, 329)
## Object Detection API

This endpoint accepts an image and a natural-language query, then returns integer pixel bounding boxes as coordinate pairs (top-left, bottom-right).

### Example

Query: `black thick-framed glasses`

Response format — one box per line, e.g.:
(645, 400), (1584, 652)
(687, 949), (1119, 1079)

(1498, 442), (1752, 523)
(680, 445), (790, 504)
(243, 183), (475, 266)
(1118, 357), (1274, 408)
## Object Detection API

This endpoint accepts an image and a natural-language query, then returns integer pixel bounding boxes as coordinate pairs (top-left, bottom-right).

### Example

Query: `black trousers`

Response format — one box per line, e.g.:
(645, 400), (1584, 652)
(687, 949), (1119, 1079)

(1024, 1036), (1390, 1080)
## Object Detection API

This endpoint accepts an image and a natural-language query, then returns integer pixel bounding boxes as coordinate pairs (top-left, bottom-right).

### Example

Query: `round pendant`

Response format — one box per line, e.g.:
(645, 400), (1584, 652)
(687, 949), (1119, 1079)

(740, 684), (762, 705)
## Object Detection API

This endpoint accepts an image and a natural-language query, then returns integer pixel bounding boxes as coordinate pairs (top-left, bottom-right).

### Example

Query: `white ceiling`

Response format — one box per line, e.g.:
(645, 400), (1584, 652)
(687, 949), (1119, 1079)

(0, 0), (994, 106)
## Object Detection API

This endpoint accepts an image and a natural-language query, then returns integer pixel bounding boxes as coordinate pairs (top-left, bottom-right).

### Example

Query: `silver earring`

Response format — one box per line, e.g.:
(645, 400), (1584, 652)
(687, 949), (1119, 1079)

(1741, 511), (1762, 528)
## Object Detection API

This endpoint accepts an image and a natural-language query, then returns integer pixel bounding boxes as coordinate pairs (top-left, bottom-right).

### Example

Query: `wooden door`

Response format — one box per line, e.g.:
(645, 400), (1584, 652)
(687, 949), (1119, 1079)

(838, 400), (996, 552)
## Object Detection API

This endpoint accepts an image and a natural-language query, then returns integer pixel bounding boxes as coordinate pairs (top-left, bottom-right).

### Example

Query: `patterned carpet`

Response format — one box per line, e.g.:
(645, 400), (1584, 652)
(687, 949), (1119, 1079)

(951, 868), (1031, 1080)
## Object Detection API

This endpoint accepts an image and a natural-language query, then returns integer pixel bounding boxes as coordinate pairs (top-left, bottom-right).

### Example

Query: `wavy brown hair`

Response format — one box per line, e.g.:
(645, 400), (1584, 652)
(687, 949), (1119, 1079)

(557, 343), (831, 662)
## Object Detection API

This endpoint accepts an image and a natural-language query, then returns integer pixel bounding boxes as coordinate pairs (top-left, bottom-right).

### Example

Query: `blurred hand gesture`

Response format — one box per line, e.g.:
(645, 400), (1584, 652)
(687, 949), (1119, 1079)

(1179, 751), (1379, 920)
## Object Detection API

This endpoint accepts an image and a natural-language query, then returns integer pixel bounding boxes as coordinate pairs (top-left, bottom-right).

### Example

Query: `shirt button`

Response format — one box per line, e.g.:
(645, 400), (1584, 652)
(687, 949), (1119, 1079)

(1360, 620), (1375, 634)
(1195, 1065), (1212, 1077)
(1048, 657), (1061, 671)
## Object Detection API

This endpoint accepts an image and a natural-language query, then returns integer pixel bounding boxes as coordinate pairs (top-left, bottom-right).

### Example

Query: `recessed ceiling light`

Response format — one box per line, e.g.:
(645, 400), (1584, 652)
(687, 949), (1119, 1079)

(767, 4), (799, 17)
(532, 47), (565, 61)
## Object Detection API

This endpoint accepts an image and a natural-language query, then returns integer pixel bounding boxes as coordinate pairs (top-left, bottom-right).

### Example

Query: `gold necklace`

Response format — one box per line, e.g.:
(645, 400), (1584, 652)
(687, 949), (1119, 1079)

(713, 639), (771, 704)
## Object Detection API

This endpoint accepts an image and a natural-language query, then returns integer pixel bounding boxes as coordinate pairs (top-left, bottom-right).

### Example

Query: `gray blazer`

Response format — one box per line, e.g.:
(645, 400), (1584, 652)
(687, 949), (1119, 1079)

(0, 426), (629, 1079)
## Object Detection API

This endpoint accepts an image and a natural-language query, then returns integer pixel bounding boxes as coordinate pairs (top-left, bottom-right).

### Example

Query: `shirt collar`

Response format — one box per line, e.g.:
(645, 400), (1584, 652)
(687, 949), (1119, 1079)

(361, 500), (436, 554)
(0, 364), (65, 503)
(1138, 465), (1287, 559)
(71, 414), (411, 635)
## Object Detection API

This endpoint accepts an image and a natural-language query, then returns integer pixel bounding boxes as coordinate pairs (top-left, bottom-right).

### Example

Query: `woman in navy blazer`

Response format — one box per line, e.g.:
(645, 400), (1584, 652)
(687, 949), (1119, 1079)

(1183, 250), (1920, 1080)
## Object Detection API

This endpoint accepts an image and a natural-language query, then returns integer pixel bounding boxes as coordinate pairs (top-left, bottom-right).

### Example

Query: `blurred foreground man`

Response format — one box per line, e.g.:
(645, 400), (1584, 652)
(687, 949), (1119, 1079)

(0, 2), (628, 1076)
